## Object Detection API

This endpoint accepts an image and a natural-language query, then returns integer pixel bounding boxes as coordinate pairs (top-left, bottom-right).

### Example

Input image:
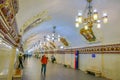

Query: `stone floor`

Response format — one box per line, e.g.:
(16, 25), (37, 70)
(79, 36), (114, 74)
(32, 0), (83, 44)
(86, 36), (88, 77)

(22, 57), (107, 80)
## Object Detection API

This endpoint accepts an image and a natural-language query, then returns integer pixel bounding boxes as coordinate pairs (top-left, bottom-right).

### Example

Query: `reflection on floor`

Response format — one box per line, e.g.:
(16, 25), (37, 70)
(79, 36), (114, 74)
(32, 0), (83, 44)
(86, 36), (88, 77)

(22, 57), (107, 80)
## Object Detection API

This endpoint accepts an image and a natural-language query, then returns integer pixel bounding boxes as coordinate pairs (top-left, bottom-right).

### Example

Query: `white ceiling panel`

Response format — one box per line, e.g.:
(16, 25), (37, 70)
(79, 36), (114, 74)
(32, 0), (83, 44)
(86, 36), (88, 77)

(16, 0), (120, 49)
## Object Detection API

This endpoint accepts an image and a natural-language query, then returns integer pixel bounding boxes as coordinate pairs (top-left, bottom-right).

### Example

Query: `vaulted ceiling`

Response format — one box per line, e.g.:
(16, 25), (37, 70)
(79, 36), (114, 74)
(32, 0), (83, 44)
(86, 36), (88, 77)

(16, 0), (120, 50)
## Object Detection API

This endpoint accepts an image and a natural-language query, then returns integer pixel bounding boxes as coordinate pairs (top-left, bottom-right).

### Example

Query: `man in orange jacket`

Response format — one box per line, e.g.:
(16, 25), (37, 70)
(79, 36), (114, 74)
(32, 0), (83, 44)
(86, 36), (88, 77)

(41, 54), (48, 75)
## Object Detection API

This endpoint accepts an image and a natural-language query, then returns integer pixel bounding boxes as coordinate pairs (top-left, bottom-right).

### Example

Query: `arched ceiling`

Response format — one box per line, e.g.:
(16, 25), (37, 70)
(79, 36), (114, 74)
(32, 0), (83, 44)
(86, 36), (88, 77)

(16, 0), (120, 50)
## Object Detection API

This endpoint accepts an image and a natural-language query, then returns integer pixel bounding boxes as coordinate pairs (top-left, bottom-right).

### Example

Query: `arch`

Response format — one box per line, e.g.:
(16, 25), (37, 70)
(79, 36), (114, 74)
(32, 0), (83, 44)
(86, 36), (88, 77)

(20, 10), (51, 35)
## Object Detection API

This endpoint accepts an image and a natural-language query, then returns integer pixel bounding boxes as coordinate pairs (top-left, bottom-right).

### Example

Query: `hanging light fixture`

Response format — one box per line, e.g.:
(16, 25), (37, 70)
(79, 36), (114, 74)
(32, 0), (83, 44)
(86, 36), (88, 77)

(75, 0), (108, 29)
(46, 26), (61, 42)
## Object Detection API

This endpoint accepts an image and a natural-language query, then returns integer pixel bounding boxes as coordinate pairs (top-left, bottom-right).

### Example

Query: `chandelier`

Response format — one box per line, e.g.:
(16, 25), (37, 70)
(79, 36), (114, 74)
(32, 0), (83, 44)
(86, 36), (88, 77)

(45, 26), (61, 42)
(75, 0), (108, 29)
(29, 26), (69, 51)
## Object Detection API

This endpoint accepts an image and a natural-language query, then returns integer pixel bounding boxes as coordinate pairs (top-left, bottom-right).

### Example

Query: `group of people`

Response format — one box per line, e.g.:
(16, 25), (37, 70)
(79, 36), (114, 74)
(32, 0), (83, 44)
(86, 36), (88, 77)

(18, 53), (55, 76)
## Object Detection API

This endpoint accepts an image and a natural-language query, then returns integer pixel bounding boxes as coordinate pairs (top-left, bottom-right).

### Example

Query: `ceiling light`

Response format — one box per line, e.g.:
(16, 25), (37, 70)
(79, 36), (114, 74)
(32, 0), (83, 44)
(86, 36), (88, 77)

(75, 0), (108, 29)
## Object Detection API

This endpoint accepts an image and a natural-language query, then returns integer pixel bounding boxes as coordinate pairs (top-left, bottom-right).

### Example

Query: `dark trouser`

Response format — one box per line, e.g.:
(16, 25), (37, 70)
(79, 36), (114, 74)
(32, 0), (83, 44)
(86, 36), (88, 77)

(18, 61), (24, 68)
(52, 59), (54, 63)
(52, 59), (55, 63)
(41, 64), (46, 75)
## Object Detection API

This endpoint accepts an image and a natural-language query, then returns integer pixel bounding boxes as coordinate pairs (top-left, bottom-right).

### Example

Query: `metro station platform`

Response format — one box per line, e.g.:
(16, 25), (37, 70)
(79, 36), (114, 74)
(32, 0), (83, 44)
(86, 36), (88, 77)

(22, 57), (107, 80)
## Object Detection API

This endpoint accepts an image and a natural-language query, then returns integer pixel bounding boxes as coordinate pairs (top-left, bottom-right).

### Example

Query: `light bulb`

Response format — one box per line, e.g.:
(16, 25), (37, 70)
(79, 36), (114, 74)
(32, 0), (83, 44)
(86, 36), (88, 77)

(93, 9), (98, 20)
(76, 17), (79, 22)
(52, 34), (54, 36)
(97, 20), (101, 23)
(47, 38), (50, 41)
(52, 37), (54, 40)
(97, 23), (101, 28)
(75, 22), (79, 28)
(60, 46), (64, 49)
(103, 17), (108, 23)
(58, 38), (60, 42)
(78, 16), (82, 23)
(78, 12), (82, 16)
(58, 35), (60, 38)
(47, 35), (50, 38)
(103, 13), (107, 16)
(103, 13), (108, 23)
(84, 25), (88, 30)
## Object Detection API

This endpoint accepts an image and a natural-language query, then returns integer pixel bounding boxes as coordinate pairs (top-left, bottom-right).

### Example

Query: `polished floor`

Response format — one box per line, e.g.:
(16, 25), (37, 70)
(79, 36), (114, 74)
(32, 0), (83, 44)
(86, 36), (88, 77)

(22, 57), (107, 80)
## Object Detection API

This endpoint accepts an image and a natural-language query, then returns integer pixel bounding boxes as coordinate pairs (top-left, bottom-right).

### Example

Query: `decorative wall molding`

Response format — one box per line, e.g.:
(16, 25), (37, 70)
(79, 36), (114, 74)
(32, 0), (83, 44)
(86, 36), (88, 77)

(0, 0), (21, 48)
(47, 43), (120, 54)
(77, 44), (120, 54)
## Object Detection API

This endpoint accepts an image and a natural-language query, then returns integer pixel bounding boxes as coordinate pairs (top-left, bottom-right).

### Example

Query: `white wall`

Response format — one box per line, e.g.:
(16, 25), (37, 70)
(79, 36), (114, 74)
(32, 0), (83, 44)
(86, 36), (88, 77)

(48, 53), (75, 68)
(0, 44), (16, 80)
(55, 54), (65, 64)
(64, 54), (72, 65)
(0, 49), (11, 73)
(103, 54), (120, 80)
(79, 54), (102, 71)
(0, 45), (12, 79)
(50, 53), (120, 80)
(64, 54), (75, 68)
(79, 54), (120, 80)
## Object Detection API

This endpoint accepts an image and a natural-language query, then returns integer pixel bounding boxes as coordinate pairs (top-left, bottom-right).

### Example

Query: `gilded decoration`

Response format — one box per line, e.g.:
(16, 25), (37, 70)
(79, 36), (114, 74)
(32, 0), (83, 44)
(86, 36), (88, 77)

(60, 37), (69, 46)
(47, 43), (120, 54)
(49, 41), (56, 49)
(20, 10), (51, 35)
(80, 28), (96, 42)
(0, 0), (19, 47)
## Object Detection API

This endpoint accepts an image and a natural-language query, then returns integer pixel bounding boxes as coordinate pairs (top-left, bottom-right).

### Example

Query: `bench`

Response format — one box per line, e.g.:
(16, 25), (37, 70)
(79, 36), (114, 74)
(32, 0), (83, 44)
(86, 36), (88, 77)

(12, 69), (23, 80)
(85, 67), (101, 77)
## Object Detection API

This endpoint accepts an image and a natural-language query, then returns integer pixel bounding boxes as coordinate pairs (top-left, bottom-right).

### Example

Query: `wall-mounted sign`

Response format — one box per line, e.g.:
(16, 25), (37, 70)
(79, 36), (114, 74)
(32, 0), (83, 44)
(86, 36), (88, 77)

(92, 54), (96, 58)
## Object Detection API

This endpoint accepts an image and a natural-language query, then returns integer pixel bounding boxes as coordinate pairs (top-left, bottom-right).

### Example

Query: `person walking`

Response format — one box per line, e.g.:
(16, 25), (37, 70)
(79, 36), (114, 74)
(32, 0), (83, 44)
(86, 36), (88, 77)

(18, 53), (24, 69)
(41, 54), (48, 75)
